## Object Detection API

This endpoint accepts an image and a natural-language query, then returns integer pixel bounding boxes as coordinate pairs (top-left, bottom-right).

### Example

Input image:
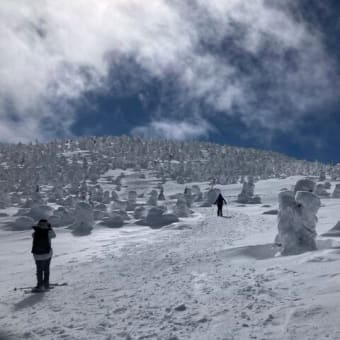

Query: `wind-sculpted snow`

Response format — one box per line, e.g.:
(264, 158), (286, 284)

(237, 176), (262, 204)
(70, 202), (94, 236)
(276, 180), (321, 255)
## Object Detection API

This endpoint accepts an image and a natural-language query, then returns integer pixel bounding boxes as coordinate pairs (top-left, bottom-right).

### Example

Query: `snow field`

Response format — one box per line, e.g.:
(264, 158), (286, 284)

(1, 177), (340, 339)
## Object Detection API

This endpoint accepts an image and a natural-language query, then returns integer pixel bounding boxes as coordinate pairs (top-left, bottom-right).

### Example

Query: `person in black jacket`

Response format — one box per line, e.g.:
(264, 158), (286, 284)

(31, 219), (56, 291)
(214, 193), (227, 217)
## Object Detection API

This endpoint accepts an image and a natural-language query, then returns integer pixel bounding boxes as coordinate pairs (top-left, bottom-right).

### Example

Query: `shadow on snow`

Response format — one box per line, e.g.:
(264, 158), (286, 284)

(14, 291), (45, 311)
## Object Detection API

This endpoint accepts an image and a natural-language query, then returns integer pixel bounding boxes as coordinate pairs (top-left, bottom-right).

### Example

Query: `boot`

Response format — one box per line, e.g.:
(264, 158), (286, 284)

(36, 272), (43, 289)
(32, 273), (44, 292)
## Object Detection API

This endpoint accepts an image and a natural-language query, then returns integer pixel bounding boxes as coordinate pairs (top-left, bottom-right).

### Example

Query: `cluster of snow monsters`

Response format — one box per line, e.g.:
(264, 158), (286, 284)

(276, 179), (321, 255)
(0, 136), (336, 202)
(0, 136), (337, 234)
(5, 177), (221, 233)
(309, 173), (339, 198)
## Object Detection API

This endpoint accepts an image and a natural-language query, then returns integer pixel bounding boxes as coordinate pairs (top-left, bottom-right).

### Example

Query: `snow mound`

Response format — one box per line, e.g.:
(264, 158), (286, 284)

(224, 243), (278, 260)
(144, 207), (179, 229)
(98, 215), (124, 228)
(8, 216), (35, 231)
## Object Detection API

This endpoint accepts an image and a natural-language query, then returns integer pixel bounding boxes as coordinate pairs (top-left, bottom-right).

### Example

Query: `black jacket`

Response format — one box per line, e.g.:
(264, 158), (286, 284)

(215, 194), (227, 206)
(31, 226), (51, 255)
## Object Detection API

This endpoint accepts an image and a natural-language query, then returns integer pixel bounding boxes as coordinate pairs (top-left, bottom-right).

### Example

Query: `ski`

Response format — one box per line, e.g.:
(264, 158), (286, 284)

(24, 287), (54, 294)
(16, 282), (68, 294)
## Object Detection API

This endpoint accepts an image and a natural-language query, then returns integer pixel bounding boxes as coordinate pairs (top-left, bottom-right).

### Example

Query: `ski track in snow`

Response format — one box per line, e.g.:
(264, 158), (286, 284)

(1, 178), (340, 339)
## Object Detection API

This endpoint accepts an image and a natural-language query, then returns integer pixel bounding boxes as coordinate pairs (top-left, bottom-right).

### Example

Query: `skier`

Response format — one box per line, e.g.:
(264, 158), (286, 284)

(31, 219), (56, 292)
(214, 193), (227, 217)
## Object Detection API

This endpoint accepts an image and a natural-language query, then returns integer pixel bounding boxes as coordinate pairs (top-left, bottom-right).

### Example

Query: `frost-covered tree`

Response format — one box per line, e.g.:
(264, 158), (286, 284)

(0, 135), (335, 209)
(276, 180), (321, 255)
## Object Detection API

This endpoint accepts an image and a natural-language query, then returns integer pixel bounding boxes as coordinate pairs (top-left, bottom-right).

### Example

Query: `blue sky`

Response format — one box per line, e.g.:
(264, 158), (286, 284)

(1, 0), (339, 163)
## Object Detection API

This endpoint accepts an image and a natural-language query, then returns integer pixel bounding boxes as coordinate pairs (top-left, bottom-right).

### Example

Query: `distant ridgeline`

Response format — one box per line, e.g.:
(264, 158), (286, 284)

(0, 136), (338, 193)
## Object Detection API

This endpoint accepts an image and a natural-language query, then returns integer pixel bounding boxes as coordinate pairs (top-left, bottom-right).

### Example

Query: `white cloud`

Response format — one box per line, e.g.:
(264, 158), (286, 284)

(0, 0), (336, 142)
(131, 120), (213, 140)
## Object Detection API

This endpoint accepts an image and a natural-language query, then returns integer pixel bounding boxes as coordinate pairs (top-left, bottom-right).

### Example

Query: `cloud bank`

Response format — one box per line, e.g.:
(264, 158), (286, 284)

(0, 0), (337, 142)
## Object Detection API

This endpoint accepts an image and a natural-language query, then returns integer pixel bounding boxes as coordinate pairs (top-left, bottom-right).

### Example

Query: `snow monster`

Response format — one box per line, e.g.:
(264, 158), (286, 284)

(276, 179), (321, 255)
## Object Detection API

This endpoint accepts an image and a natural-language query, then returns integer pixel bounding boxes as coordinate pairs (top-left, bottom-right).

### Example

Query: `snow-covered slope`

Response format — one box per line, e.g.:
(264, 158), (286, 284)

(0, 137), (338, 199)
(1, 176), (340, 340)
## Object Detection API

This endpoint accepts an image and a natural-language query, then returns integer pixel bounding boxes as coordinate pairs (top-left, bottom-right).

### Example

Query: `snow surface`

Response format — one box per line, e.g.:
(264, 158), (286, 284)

(1, 176), (340, 339)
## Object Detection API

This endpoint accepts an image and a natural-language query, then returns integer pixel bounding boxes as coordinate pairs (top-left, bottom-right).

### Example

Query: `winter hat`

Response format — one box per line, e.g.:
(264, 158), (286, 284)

(38, 219), (49, 228)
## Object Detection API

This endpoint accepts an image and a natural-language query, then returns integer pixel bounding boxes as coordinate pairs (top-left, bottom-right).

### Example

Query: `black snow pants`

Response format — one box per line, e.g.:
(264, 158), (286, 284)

(35, 258), (51, 288)
(217, 204), (223, 216)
